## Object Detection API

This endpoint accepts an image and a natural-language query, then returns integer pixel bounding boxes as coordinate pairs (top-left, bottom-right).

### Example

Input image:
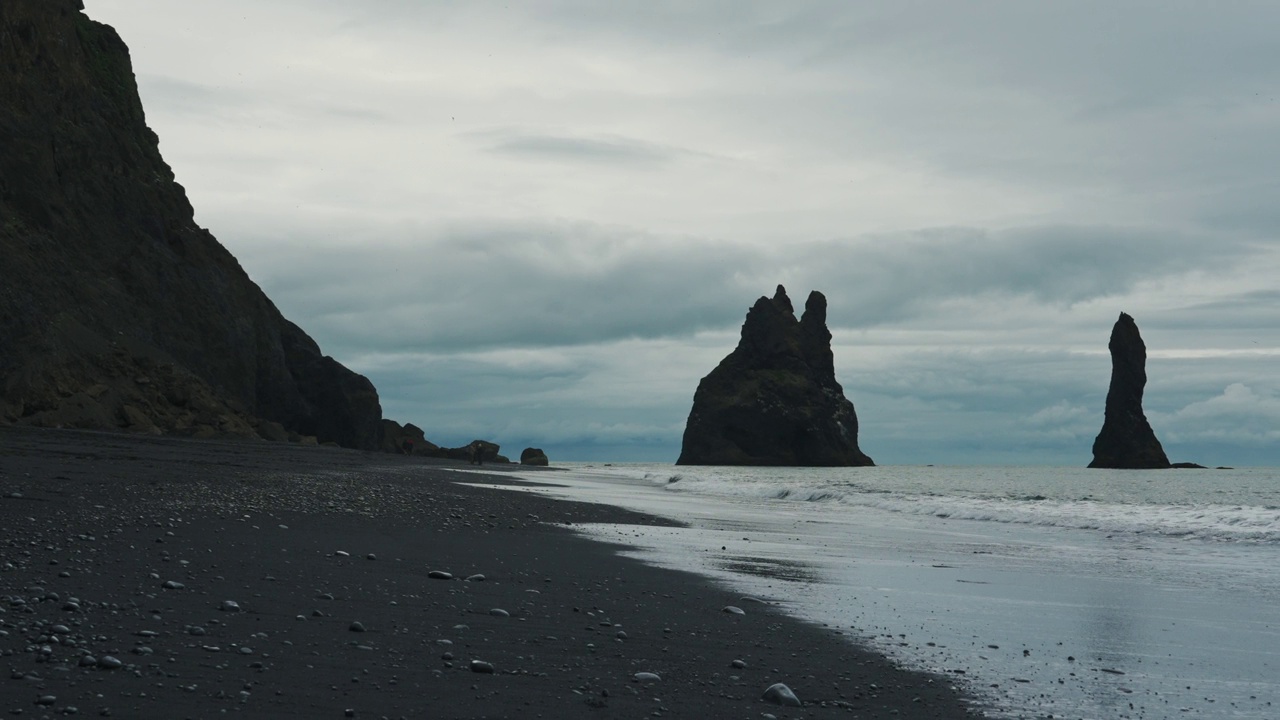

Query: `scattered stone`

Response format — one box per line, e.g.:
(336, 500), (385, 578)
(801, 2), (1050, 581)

(470, 660), (494, 674)
(334, 551), (349, 557)
(96, 656), (122, 670)
(349, 622), (366, 633)
(161, 580), (184, 590)
(762, 683), (802, 707)
(465, 574), (485, 582)
(731, 659), (746, 669)
(633, 672), (661, 683)
(219, 600), (241, 612)
(489, 609), (509, 618)
(723, 605), (745, 615)
(428, 571), (453, 580)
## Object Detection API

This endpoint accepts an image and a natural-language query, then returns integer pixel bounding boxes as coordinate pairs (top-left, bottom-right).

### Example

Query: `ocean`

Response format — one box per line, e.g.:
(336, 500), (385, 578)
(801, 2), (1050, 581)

(496, 463), (1280, 719)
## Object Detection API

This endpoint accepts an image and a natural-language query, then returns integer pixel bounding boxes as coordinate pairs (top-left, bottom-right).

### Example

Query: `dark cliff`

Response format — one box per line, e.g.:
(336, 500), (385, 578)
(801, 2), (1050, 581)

(1088, 313), (1171, 469)
(0, 0), (382, 448)
(677, 286), (874, 466)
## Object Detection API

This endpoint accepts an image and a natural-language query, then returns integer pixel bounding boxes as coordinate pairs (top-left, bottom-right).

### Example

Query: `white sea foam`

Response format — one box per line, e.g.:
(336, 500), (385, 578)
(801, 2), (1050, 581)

(578, 463), (1280, 544)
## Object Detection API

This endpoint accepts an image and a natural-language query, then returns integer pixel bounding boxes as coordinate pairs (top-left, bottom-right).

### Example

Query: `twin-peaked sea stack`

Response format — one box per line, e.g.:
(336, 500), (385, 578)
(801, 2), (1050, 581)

(1088, 312), (1172, 469)
(677, 286), (874, 466)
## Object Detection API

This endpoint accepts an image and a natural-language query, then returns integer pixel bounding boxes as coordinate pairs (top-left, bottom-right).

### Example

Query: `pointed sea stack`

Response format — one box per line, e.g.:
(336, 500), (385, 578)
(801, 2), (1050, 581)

(1088, 313), (1172, 469)
(677, 286), (874, 466)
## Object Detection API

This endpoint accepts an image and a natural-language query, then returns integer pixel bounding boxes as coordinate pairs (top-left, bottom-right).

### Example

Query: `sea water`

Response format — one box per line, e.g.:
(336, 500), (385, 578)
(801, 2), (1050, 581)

(494, 464), (1280, 719)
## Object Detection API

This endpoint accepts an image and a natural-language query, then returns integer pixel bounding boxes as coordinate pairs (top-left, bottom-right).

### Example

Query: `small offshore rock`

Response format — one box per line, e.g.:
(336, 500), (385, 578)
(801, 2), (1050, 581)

(470, 660), (495, 674)
(633, 672), (661, 683)
(723, 605), (745, 615)
(762, 683), (802, 707)
(428, 571), (453, 580)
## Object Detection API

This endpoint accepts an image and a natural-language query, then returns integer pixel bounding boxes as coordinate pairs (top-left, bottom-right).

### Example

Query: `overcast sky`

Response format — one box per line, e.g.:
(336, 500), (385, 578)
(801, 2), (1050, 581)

(86, 0), (1280, 465)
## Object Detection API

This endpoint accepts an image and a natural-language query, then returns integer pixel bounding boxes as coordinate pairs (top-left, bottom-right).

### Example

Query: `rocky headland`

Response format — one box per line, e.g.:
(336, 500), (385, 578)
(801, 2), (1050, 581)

(1088, 312), (1172, 469)
(0, 1), (535, 462)
(677, 286), (874, 466)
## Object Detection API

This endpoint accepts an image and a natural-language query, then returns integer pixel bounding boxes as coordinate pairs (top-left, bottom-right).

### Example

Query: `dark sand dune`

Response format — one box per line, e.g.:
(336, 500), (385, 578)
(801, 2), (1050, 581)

(0, 427), (974, 718)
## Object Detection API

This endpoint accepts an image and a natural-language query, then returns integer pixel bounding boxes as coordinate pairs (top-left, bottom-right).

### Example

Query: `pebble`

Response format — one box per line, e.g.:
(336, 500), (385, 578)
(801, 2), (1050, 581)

(219, 600), (241, 612)
(79, 655), (96, 667)
(238, 647), (253, 655)
(50, 625), (70, 635)
(465, 574), (485, 582)
(762, 683), (802, 707)
(365, 554), (377, 561)
(428, 571), (453, 580)
(161, 581), (184, 590)
(349, 622), (366, 632)
(633, 672), (661, 683)
(470, 660), (494, 674)
(334, 551), (349, 557)
(731, 659), (747, 669)
(722, 605), (745, 615)
(36, 695), (56, 706)
(96, 656), (122, 670)
(489, 608), (509, 618)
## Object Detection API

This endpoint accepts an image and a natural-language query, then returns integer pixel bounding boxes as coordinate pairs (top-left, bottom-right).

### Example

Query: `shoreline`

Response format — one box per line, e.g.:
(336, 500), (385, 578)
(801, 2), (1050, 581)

(0, 427), (977, 718)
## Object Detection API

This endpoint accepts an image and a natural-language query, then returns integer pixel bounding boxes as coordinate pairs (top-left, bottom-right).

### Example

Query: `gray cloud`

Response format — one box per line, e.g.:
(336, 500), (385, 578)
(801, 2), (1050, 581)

(234, 219), (1264, 357)
(477, 130), (692, 165)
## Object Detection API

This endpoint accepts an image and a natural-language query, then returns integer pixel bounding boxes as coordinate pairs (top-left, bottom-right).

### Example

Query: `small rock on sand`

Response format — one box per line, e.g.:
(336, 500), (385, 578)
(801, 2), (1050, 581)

(470, 660), (495, 673)
(465, 574), (486, 582)
(219, 600), (241, 612)
(762, 682), (801, 707)
(723, 605), (745, 615)
(489, 608), (509, 617)
(633, 672), (661, 683)
(428, 570), (453, 580)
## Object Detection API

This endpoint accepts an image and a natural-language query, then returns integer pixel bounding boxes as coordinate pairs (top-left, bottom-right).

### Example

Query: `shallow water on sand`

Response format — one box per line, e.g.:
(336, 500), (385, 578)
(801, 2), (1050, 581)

(495, 464), (1280, 720)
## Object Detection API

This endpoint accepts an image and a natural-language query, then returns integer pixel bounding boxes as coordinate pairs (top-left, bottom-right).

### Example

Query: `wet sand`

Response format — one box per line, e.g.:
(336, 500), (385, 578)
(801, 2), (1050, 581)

(0, 427), (975, 719)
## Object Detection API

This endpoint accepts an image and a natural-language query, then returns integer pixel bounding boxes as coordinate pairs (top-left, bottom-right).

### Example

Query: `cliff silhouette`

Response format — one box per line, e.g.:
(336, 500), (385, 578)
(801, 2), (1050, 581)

(678, 286), (874, 466)
(0, 0), (382, 447)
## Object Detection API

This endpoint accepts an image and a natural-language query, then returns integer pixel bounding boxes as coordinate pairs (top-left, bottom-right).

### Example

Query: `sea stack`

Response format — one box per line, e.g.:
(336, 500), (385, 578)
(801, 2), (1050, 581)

(1088, 313), (1172, 469)
(677, 286), (874, 466)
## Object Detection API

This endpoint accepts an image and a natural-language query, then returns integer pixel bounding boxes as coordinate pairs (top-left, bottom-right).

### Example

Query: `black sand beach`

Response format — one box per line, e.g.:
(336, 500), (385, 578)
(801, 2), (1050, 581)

(0, 428), (975, 719)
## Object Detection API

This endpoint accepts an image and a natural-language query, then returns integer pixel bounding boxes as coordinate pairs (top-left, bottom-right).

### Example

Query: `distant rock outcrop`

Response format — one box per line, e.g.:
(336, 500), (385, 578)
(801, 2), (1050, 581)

(1088, 313), (1172, 469)
(677, 286), (874, 466)
(520, 447), (550, 466)
(0, 0), (382, 448)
